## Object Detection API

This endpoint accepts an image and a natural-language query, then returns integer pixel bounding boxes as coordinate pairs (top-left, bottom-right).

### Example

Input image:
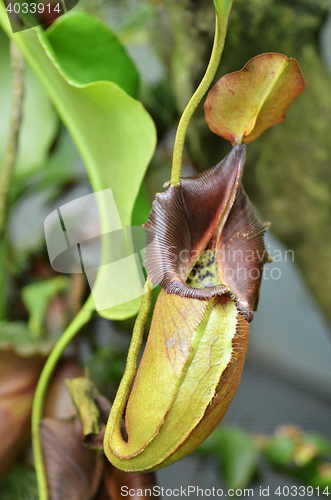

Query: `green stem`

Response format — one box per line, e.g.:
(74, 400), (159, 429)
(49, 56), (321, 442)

(170, 2), (231, 185)
(0, 41), (24, 236)
(0, 41), (24, 319)
(32, 294), (95, 500)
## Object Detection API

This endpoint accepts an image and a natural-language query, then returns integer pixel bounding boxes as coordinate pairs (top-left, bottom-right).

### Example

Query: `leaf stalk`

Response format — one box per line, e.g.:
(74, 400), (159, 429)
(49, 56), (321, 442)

(0, 41), (24, 235)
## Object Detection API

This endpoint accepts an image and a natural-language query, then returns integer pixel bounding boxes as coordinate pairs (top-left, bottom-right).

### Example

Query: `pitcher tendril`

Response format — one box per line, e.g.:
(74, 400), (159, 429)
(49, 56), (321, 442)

(170, 1), (233, 186)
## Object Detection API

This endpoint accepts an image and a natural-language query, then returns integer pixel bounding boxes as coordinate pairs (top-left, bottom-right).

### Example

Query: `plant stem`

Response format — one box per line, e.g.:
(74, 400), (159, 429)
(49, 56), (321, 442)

(0, 41), (24, 319)
(170, 5), (229, 185)
(32, 294), (95, 500)
(0, 41), (25, 236)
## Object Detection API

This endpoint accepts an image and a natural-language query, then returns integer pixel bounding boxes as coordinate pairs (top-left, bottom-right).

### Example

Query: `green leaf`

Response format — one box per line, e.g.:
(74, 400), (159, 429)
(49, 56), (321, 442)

(303, 433), (331, 457)
(0, 5), (156, 320)
(22, 277), (68, 337)
(205, 426), (259, 490)
(264, 435), (296, 467)
(0, 28), (59, 179)
(0, 321), (54, 356)
(283, 460), (331, 490)
(204, 53), (305, 144)
(44, 11), (139, 98)
(28, 128), (80, 197)
(0, 464), (38, 500)
(87, 346), (125, 387)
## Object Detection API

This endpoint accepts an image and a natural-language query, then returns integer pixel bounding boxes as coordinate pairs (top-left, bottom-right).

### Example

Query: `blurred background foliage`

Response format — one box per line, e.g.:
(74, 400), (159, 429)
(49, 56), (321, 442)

(0, 0), (331, 498)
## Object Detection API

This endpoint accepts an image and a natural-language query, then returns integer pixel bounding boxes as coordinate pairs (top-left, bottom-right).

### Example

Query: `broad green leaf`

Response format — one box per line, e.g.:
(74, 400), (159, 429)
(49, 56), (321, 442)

(21, 277), (69, 337)
(264, 428), (331, 471)
(294, 462), (331, 490)
(0, 28), (59, 179)
(263, 430), (331, 490)
(265, 436), (296, 467)
(204, 53), (305, 144)
(205, 426), (260, 490)
(29, 129), (80, 197)
(0, 5), (156, 320)
(44, 11), (139, 98)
